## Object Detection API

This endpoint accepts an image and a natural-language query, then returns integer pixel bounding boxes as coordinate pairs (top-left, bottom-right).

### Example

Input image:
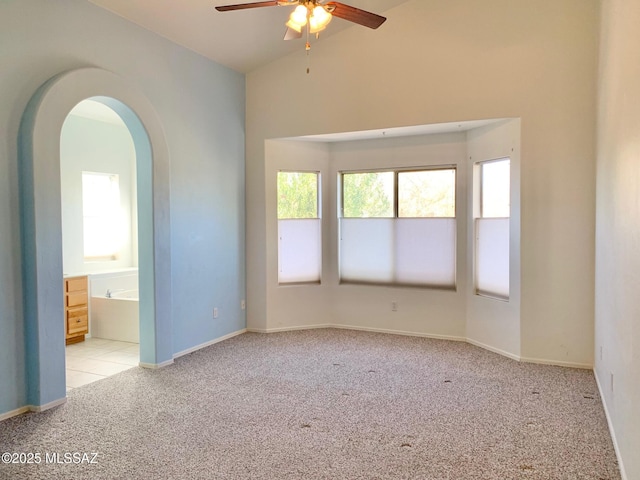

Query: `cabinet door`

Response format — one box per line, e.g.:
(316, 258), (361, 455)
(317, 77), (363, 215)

(66, 276), (87, 293)
(67, 293), (87, 307)
(67, 307), (88, 335)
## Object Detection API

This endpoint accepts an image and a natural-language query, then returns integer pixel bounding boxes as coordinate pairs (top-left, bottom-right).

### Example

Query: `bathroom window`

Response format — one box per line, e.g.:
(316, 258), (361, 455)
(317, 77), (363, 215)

(475, 158), (510, 300)
(277, 171), (321, 284)
(82, 172), (122, 261)
(339, 167), (457, 288)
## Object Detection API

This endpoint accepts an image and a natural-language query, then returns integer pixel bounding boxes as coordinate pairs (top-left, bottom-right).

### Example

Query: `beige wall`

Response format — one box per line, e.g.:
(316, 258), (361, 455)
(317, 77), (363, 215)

(595, 1), (640, 478)
(327, 133), (469, 338)
(247, 0), (599, 366)
(263, 123), (521, 346)
(466, 120), (521, 360)
(264, 139), (332, 331)
(263, 132), (470, 338)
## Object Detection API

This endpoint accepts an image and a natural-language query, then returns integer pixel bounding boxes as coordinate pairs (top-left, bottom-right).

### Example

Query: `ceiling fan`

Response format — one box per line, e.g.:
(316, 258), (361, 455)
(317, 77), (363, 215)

(215, 1), (386, 59)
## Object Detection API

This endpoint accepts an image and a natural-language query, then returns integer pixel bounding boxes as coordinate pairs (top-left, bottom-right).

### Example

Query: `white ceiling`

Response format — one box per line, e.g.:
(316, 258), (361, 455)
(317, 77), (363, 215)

(88, 0), (411, 73)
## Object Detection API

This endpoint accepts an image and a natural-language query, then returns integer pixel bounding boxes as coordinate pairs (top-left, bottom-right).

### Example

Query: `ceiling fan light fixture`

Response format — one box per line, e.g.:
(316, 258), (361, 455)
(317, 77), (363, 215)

(309, 5), (332, 34)
(285, 4), (308, 33)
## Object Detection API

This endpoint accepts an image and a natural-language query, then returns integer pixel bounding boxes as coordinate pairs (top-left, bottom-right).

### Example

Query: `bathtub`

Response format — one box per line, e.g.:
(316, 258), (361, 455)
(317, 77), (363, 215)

(109, 289), (138, 300)
(89, 271), (139, 343)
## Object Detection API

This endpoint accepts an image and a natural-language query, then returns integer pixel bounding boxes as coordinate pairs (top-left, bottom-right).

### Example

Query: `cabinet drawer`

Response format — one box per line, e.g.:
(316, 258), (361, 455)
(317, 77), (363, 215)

(67, 309), (88, 335)
(67, 307), (87, 319)
(67, 292), (87, 307)
(66, 276), (87, 293)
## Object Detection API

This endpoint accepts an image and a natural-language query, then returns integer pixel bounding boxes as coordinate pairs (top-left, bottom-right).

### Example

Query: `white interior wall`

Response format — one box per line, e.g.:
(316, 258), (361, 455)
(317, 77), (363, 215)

(247, 0), (598, 366)
(264, 132), (469, 337)
(595, 1), (640, 478)
(264, 139), (331, 330)
(466, 119), (521, 360)
(328, 132), (468, 338)
(60, 113), (137, 275)
(265, 125), (520, 344)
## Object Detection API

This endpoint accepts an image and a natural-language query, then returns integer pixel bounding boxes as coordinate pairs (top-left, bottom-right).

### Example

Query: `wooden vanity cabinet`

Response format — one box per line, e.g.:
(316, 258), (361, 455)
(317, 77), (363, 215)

(64, 275), (88, 344)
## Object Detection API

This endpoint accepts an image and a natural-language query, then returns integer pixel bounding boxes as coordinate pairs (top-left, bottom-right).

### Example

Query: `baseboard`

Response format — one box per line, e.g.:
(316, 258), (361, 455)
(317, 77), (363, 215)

(465, 338), (592, 369)
(246, 328), (268, 333)
(29, 397), (67, 413)
(248, 323), (465, 342)
(595, 370), (628, 480)
(138, 329), (248, 368)
(251, 324), (592, 369)
(519, 355), (592, 370)
(172, 328), (247, 359)
(0, 406), (30, 421)
(466, 337), (521, 362)
(139, 358), (174, 369)
(247, 324), (332, 334)
(333, 324), (466, 342)
(2, 330), (248, 420)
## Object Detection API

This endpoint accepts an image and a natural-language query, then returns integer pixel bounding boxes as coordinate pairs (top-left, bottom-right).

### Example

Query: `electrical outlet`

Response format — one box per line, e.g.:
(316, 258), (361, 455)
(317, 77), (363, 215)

(213, 307), (219, 319)
(391, 301), (398, 312)
(241, 300), (246, 310)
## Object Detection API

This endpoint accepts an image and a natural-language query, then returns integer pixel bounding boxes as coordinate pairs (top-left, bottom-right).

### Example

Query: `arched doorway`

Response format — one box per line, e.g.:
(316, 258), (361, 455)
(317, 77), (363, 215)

(61, 98), (140, 386)
(19, 68), (173, 410)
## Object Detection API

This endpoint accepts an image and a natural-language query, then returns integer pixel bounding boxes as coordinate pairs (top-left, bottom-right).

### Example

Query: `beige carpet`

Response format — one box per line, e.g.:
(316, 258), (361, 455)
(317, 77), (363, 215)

(0, 329), (620, 479)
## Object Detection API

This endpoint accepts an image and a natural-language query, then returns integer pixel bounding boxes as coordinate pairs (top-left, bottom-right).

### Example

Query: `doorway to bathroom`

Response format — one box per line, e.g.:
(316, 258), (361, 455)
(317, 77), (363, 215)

(60, 98), (141, 390)
(21, 67), (172, 410)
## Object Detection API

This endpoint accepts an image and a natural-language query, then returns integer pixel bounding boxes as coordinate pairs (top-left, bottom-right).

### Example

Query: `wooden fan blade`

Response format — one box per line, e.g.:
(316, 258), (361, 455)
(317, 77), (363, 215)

(326, 2), (386, 29)
(215, 1), (279, 12)
(284, 27), (303, 40)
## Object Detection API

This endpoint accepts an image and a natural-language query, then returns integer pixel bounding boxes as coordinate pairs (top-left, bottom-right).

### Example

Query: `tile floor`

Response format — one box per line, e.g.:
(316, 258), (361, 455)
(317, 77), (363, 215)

(65, 337), (139, 391)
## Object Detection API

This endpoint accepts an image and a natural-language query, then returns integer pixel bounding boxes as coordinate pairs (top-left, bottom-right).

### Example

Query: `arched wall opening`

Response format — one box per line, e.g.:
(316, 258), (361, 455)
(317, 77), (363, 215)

(19, 68), (173, 410)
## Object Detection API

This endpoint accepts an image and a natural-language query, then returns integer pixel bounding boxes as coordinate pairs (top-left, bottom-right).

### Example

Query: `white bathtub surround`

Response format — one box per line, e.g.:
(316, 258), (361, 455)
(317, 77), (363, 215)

(107, 289), (138, 300)
(89, 270), (139, 343)
(91, 296), (139, 343)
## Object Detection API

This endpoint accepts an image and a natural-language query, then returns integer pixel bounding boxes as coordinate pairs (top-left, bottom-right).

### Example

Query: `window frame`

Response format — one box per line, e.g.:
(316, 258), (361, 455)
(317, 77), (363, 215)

(340, 165), (457, 219)
(277, 170), (321, 220)
(81, 171), (122, 262)
(276, 169), (322, 286)
(478, 157), (510, 219)
(474, 157), (511, 301)
(338, 165), (458, 289)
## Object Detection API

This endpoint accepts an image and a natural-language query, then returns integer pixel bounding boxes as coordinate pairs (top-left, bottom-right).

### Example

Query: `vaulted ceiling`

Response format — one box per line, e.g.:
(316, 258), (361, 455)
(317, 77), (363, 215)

(88, 0), (411, 73)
